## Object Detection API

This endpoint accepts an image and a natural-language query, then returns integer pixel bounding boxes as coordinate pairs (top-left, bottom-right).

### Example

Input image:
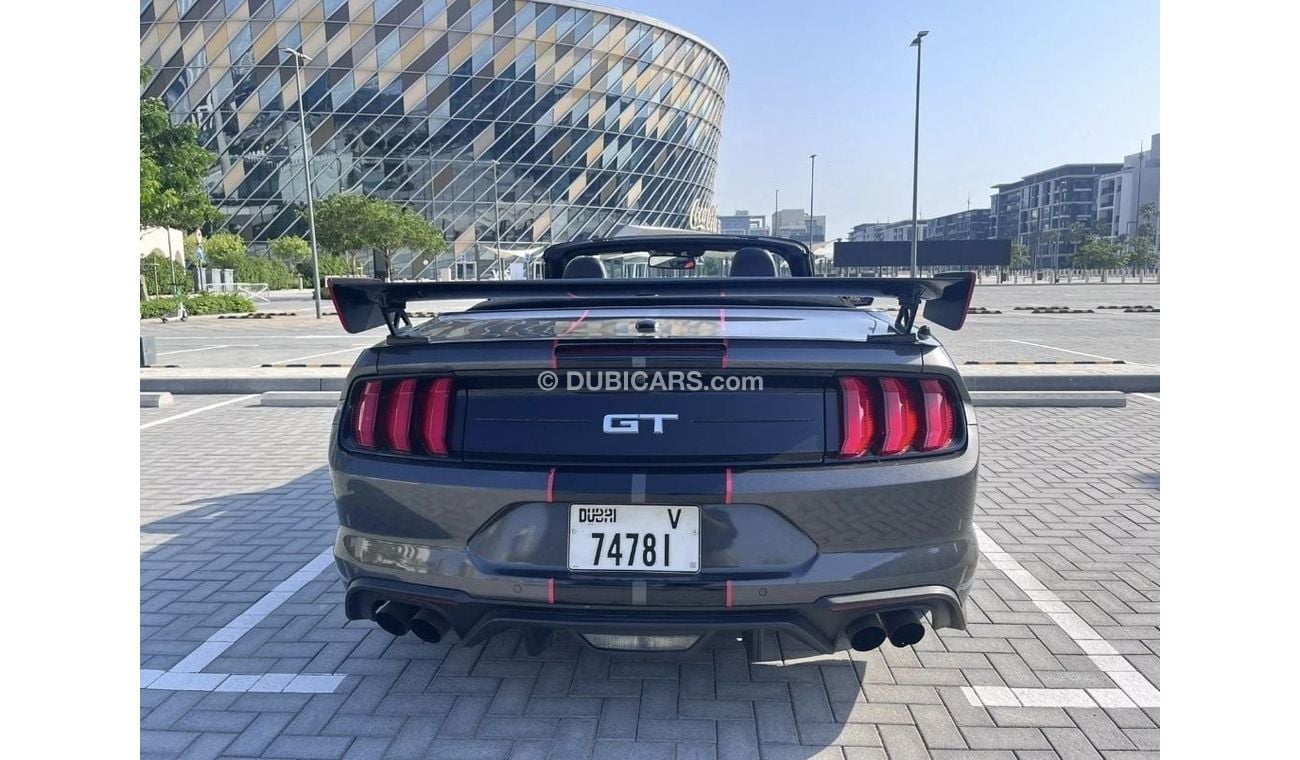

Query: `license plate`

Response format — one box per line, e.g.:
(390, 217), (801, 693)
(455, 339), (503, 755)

(567, 504), (700, 573)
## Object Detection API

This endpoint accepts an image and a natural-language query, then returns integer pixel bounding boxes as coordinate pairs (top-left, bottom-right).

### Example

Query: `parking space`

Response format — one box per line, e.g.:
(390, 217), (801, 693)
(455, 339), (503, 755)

(140, 396), (1159, 758)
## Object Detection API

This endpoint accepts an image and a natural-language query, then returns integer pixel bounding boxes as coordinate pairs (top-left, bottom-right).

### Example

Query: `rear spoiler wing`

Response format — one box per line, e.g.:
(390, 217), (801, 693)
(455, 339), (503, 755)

(328, 272), (976, 335)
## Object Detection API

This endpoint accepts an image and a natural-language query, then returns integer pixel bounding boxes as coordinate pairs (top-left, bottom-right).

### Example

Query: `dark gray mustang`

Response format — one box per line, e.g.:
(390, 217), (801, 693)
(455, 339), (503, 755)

(327, 235), (978, 661)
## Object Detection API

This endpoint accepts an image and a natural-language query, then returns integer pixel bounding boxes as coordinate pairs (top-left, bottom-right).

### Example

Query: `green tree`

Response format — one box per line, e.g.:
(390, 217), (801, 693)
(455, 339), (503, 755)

(269, 235), (311, 266)
(310, 194), (446, 278)
(312, 194), (375, 270)
(1009, 242), (1030, 269)
(1072, 236), (1124, 270)
(204, 230), (247, 268)
(140, 63), (222, 231)
(1127, 202), (1159, 270)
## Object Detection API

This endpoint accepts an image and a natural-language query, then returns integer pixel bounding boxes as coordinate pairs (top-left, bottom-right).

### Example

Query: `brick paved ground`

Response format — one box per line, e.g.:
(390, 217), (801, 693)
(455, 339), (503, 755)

(140, 396), (1159, 759)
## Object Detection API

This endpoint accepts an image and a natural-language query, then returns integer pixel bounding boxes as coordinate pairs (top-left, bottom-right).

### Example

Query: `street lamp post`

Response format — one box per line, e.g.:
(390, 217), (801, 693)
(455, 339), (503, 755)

(491, 160), (503, 280)
(808, 154), (817, 246)
(773, 189), (779, 237)
(282, 47), (323, 317)
(909, 30), (929, 277)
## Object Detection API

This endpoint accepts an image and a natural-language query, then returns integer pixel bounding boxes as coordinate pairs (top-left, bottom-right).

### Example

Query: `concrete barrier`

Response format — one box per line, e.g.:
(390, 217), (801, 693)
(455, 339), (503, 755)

(140, 392), (174, 408)
(971, 391), (1126, 408)
(260, 391), (341, 407)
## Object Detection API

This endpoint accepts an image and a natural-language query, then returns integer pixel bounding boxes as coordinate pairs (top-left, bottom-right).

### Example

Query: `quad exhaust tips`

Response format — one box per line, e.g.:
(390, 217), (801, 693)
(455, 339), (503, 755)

(845, 615), (888, 652)
(409, 608), (451, 644)
(882, 609), (926, 647)
(373, 601), (417, 636)
(371, 601), (451, 643)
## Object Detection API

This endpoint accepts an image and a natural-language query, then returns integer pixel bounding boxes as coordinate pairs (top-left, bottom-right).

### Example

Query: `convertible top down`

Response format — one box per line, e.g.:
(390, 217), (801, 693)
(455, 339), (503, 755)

(327, 235), (979, 660)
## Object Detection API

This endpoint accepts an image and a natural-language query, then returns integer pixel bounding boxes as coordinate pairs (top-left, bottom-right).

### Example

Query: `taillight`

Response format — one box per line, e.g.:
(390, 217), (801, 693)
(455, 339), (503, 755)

(348, 377), (453, 457)
(421, 377), (453, 456)
(352, 381), (381, 449)
(917, 379), (956, 451)
(838, 377), (874, 458)
(383, 379), (418, 453)
(878, 377), (919, 455)
(837, 376), (961, 459)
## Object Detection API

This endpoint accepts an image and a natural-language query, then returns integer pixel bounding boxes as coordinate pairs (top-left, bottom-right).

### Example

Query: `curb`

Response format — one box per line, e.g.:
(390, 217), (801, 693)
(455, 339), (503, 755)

(141, 377), (348, 394)
(260, 391), (340, 407)
(962, 373), (1158, 393)
(140, 392), (175, 408)
(970, 391), (1125, 408)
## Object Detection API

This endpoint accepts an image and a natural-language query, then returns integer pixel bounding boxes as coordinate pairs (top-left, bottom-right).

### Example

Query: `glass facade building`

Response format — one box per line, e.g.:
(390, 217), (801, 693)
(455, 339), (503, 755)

(140, 0), (728, 272)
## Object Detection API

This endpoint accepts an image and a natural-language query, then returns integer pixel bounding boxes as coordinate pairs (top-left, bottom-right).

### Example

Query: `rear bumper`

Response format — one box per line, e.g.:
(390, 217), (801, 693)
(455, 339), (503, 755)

(342, 574), (967, 653)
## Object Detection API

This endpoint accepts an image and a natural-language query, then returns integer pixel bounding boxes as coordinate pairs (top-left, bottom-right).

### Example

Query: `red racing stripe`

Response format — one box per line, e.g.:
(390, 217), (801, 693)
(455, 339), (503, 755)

(719, 308), (729, 368)
(561, 309), (590, 335)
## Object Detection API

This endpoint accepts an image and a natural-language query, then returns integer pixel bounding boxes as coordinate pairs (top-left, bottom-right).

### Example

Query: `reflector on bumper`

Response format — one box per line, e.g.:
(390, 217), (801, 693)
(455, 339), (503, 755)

(580, 633), (701, 651)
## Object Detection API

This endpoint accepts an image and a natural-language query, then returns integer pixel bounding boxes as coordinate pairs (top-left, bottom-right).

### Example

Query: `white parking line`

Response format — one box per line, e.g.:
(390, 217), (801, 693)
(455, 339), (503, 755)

(139, 395), (258, 430)
(260, 346), (367, 366)
(141, 548), (345, 694)
(151, 335), (366, 340)
(157, 344), (230, 356)
(965, 525), (1160, 708)
(996, 339), (1120, 362)
(1131, 393), (1161, 403)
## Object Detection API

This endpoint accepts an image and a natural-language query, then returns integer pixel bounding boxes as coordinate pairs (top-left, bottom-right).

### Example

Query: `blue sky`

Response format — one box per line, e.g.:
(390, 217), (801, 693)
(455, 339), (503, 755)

(608, 0), (1160, 237)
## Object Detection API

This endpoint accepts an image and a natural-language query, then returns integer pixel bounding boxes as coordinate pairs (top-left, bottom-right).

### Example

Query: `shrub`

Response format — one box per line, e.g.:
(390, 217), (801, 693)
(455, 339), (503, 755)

(140, 292), (256, 319)
(205, 231), (248, 268)
(140, 253), (193, 297)
(235, 255), (297, 290)
(297, 254), (355, 289)
(269, 235), (311, 265)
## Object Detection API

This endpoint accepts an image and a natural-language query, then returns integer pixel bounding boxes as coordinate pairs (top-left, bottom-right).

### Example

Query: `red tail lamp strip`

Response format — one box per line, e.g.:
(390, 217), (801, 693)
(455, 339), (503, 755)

(878, 377), (920, 455)
(420, 378), (453, 456)
(724, 467), (734, 504)
(725, 580), (734, 608)
(918, 379), (956, 451)
(352, 381), (382, 448)
(383, 379), (418, 453)
(547, 578), (555, 604)
(837, 377), (874, 458)
(546, 467), (557, 503)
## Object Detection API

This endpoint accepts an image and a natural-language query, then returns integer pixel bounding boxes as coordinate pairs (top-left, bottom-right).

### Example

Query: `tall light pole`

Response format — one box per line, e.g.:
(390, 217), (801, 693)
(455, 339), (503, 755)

(491, 160), (504, 279)
(909, 30), (928, 277)
(773, 189), (779, 237)
(283, 47), (323, 317)
(808, 154), (817, 246)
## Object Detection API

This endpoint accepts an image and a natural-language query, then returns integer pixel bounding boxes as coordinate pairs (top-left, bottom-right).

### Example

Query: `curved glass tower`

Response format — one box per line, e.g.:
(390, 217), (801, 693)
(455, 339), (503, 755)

(140, 0), (728, 269)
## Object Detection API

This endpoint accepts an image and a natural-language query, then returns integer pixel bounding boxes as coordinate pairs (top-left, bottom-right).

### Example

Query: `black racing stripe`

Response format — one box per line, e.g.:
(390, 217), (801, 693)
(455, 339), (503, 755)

(644, 470), (729, 504)
(549, 471), (635, 504)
